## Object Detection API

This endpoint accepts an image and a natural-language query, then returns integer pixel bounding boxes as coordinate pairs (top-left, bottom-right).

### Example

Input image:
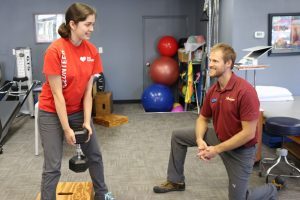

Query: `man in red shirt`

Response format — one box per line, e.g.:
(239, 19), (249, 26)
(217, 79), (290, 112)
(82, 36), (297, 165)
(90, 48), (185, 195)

(153, 43), (282, 199)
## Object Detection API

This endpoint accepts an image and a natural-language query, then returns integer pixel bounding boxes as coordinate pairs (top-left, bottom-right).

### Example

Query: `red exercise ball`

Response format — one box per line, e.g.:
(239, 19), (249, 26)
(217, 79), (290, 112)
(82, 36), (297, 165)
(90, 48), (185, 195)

(157, 36), (178, 57)
(150, 56), (179, 86)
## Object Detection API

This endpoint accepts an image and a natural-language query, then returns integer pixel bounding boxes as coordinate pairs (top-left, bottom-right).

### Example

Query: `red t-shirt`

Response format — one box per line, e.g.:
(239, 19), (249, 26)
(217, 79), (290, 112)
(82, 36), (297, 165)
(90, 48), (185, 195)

(201, 73), (260, 147)
(39, 38), (103, 114)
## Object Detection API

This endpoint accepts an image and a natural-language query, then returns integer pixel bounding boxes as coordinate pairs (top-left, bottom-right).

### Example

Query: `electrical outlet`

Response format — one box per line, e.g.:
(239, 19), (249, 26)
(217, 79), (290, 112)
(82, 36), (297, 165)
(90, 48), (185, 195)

(98, 47), (103, 54)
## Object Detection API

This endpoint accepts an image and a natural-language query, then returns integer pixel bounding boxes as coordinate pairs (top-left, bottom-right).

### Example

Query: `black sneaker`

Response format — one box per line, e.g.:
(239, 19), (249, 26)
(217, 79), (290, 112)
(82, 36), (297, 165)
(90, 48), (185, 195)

(272, 176), (286, 191)
(153, 181), (185, 193)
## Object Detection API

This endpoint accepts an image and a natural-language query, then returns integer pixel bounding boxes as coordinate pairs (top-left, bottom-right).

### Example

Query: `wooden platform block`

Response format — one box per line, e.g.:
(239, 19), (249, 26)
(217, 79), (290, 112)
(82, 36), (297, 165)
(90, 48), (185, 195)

(94, 114), (128, 127)
(94, 92), (113, 116)
(36, 182), (93, 200)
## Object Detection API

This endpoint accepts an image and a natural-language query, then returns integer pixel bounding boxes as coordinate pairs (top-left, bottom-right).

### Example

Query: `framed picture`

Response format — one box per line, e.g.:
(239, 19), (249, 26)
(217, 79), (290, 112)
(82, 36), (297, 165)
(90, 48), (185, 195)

(34, 14), (65, 43)
(268, 12), (300, 56)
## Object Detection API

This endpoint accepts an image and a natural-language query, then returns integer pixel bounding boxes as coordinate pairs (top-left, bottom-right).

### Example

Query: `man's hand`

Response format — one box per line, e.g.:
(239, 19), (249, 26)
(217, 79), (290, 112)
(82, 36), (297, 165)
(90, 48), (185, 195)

(197, 139), (209, 160)
(197, 138), (220, 161)
(64, 129), (76, 146)
(197, 138), (207, 151)
(199, 146), (219, 160)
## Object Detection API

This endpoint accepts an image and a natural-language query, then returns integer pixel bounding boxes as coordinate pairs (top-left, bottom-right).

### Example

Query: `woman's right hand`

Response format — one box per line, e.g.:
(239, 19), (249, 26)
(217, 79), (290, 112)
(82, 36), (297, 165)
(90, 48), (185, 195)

(64, 128), (76, 146)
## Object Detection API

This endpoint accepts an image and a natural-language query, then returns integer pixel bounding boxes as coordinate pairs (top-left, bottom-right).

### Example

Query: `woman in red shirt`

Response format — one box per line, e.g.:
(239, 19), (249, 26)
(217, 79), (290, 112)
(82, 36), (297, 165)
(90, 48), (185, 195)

(38, 3), (115, 200)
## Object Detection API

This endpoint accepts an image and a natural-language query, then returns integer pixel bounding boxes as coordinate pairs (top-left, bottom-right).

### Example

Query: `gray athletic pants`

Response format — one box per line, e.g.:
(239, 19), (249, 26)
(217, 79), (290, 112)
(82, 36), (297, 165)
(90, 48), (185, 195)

(167, 127), (278, 200)
(38, 109), (108, 200)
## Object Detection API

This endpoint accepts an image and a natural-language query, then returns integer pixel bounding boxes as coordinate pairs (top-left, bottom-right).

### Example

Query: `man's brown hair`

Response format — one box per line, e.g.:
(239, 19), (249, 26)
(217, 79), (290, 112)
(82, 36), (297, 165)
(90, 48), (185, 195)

(211, 43), (236, 68)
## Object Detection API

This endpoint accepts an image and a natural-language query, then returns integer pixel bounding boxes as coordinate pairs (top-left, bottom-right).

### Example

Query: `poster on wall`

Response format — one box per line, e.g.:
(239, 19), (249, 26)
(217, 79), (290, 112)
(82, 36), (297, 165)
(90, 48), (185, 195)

(268, 12), (300, 56)
(34, 14), (65, 43)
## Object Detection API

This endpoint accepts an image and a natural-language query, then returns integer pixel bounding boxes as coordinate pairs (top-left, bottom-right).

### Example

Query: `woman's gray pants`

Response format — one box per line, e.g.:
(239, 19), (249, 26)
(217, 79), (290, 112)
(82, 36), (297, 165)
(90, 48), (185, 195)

(38, 109), (107, 200)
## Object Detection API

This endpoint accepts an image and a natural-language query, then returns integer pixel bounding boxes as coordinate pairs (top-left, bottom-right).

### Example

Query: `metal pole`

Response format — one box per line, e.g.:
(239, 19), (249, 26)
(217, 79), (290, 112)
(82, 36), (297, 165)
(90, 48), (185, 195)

(204, 0), (212, 92)
(207, 0), (212, 55)
(214, 0), (219, 44)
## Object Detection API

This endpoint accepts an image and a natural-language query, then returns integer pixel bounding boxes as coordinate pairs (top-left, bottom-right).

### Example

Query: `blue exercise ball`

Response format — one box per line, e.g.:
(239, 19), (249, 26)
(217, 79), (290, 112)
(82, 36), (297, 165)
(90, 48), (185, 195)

(141, 84), (174, 112)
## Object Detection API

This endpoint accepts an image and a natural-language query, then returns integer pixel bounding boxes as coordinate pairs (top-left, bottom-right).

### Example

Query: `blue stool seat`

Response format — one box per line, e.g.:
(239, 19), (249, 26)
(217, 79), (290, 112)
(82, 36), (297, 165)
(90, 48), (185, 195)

(265, 117), (300, 136)
(259, 117), (300, 183)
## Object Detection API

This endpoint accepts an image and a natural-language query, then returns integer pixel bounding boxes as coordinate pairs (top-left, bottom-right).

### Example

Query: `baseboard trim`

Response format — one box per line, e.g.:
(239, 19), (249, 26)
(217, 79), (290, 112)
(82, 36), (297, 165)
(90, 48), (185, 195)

(113, 99), (141, 104)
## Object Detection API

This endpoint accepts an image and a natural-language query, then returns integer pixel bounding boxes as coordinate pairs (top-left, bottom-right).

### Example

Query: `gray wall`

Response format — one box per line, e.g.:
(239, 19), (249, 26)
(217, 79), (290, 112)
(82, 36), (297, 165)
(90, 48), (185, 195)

(0, 0), (201, 100)
(219, 0), (234, 44)
(220, 0), (300, 95)
(5, 0), (298, 99)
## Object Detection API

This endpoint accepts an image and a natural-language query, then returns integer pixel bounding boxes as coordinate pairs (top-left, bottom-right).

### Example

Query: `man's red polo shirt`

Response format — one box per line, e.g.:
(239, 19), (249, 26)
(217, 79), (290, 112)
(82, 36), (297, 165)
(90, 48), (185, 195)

(201, 73), (260, 147)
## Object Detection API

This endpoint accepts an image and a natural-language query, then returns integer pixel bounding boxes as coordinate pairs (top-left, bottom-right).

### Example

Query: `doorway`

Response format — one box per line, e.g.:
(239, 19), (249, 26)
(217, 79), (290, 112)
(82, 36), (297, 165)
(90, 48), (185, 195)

(142, 16), (188, 90)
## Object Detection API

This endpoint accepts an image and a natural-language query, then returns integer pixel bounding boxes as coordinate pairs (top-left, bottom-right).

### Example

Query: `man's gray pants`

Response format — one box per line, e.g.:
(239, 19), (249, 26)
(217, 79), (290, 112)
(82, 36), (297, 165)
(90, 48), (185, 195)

(38, 109), (108, 200)
(167, 128), (278, 200)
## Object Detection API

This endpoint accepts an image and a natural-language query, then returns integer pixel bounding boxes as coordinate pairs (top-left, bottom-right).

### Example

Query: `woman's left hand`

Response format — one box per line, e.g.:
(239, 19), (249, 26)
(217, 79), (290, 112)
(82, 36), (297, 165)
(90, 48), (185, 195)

(83, 123), (92, 142)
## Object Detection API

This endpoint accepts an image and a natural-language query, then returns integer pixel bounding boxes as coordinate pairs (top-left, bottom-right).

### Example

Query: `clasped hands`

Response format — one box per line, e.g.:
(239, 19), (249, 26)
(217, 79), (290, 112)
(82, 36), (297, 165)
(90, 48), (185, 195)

(197, 139), (219, 161)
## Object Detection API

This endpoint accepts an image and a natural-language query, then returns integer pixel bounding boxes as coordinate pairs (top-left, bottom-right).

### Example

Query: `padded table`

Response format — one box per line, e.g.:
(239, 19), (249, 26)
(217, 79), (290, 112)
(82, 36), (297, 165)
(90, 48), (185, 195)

(260, 96), (300, 119)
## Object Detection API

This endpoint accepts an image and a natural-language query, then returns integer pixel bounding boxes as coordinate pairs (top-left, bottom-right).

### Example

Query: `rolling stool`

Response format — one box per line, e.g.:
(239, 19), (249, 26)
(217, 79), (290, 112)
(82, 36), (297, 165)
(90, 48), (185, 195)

(259, 117), (300, 183)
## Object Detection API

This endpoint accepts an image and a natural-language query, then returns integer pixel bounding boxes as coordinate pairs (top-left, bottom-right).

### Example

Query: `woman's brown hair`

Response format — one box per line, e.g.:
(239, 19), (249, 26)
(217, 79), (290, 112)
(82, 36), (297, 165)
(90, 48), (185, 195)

(58, 3), (96, 38)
